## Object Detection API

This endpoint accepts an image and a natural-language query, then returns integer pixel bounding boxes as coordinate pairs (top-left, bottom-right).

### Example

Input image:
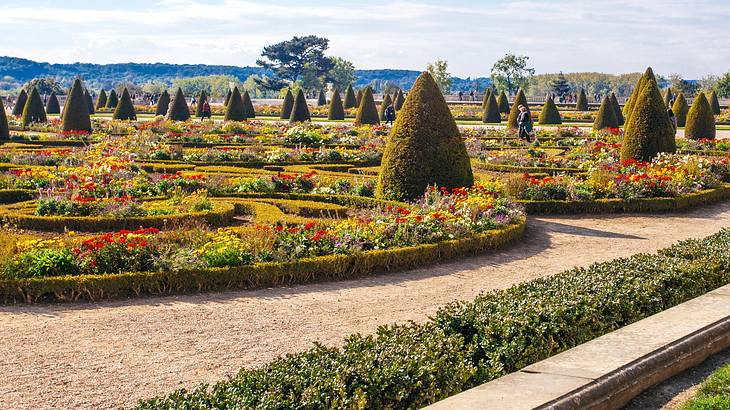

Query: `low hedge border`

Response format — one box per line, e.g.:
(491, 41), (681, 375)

(520, 184), (730, 214)
(0, 189), (35, 204)
(473, 161), (584, 175)
(0, 218), (526, 303)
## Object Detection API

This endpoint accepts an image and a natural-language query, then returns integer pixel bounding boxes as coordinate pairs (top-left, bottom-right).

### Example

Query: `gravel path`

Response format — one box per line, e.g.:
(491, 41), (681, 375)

(2, 202), (730, 409)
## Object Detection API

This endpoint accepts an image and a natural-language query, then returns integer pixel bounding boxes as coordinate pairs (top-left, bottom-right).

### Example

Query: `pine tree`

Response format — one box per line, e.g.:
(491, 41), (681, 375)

(280, 89), (294, 119)
(550, 72), (571, 96)
(672, 93), (689, 127)
(620, 79), (676, 161)
(85, 89), (95, 115)
(708, 90), (721, 115)
(155, 90), (170, 116)
(507, 89), (529, 129)
(394, 89), (405, 111)
(0, 98), (8, 140)
(62, 79), (92, 132)
(106, 89), (119, 109)
(223, 89), (232, 107)
(289, 89), (311, 123)
(224, 86), (246, 121)
(685, 93), (716, 140)
(623, 67), (656, 124)
(45, 91), (60, 114)
(195, 90), (208, 117)
(610, 92), (624, 125)
(663, 87), (674, 108)
(344, 84), (357, 109)
(593, 96), (619, 130)
(21, 87), (47, 125)
(317, 89), (327, 106)
(96, 89), (108, 110)
(379, 93), (393, 121)
(242, 91), (256, 118)
(377, 72), (473, 201)
(482, 92), (501, 123)
(538, 97), (562, 125)
(575, 88), (588, 111)
(166, 88), (191, 121)
(113, 88), (137, 120)
(12, 89), (27, 117)
(328, 89), (345, 120)
(354, 87), (380, 125)
(497, 90), (510, 114)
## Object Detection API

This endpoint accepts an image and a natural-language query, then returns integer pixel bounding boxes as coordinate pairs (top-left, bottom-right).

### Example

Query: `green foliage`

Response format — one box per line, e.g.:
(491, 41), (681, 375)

(620, 79), (676, 161)
(425, 59), (452, 94)
(12, 89), (27, 116)
(377, 72), (473, 201)
(481, 88), (491, 109)
(257, 35), (333, 83)
(242, 90), (256, 118)
(85, 89), (95, 115)
(507, 89), (529, 129)
(95, 89), (107, 110)
(685, 93), (716, 140)
(3, 248), (78, 279)
(224, 87), (246, 122)
(672, 93), (689, 127)
(681, 362), (730, 410)
(491, 53), (535, 95)
(22, 77), (63, 96)
(538, 97), (561, 125)
(482, 92), (501, 123)
(166, 87), (191, 121)
(223, 89), (231, 106)
(576, 88), (588, 110)
(663, 87), (674, 107)
(356, 88), (363, 107)
(21, 87), (47, 126)
(45, 91), (60, 114)
(593, 95), (618, 130)
(155, 90), (170, 116)
(289, 89), (311, 123)
(354, 87), (380, 126)
(623, 67), (656, 124)
(610, 92), (624, 125)
(328, 57), (357, 90)
(328, 89), (345, 120)
(113, 88), (137, 120)
(317, 89), (327, 106)
(343, 84), (357, 109)
(378, 93), (392, 121)
(106, 89), (119, 109)
(394, 89), (405, 111)
(708, 90), (721, 115)
(0, 98), (9, 140)
(195, 90), (208, 117)
(280, 89), (294, 119)
(62, 79), (92, 132)
(497, 90), (510, 113)
(550, 72), (571, 96)
(716, 72), (730, 98)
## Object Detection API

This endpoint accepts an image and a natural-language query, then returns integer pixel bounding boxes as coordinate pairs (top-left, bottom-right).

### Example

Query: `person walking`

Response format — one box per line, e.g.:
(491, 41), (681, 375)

(201, 100), (212, 122)
(384, 104), (396, 126)
(458, 91), (463, 101)
(517, 105), (533, 142)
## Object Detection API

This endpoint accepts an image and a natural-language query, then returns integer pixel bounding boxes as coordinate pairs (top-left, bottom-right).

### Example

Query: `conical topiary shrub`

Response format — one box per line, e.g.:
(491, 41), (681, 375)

(663, 88), (674, 107)
(62, 79), (92, 132)
(344, 84), (357, 109)
(328, 89), (345, 120)
(354, 87), (380, 125)
(224, 86), (246, 122)
(289, 89), (311, 123)
(708, 90), (721, 115)
(610, 92), (624, 125)
(507, 89), (529, 129)
(623, 67), (656, 124)
(317, 89), (327, 106)
(620, 79), (675, 161)
(379, 93), (393, 121)
(593, 96), (619, 130)
(12, 89), (27, 117)
(113, 88), (137, 120)
(576, 88), (588, 111)
(195, 90), (208, 117)
(672, 93), (689, 127)
(685, 93), (716, 140)
(96, 89), (108, 110)
(538, 97), (562, 125)
(106, 89), (119, 109)
(497, 90), (510, 114)
(21, 87), (47, 125)
(356, 89), (363, 107)
(155, 90), (170, 116)
(46, 91), (60, 114)
(242, 91), (256, 118)
(377, 71), (473, 201)
(481, 89), (492, 109)
(280, 89), (294, 119)
(482, 92), (501, 123)
(224, 89), (232, 107)
(394, 89), (405, 111)
(0, 98), (8, 140)
(85, 89), (95, 115)
(166, 88), (191, 121)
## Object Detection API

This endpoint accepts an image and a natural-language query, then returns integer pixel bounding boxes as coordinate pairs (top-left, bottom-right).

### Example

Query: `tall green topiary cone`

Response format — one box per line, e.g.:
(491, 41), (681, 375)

(620, 79), (675, 162)
(663, 88), (674, 107)
(62, 79), (92, 132)
(610, 93), (624, 125)
(195, 91), (208, 117)
(343, 84), (357, 109)
(394, 89), (405, 111)
(685, 93), (716, 140)
(21, 87), (47, 125)
(354, 87), (380, 125)
(317, 89), (327, 106)
(593, 96), (619, 130)
(377, 72), (473, 201)
(106, 89), (118, 109)
(538, 97), (562, 125)
(242, 91), (256, 118)
(328, 89), (345, 120)
(481, 89), (492, 109)
(155, 90), (170, 116)
(378, 93), (393, 121)
(85, 89), (95, 115)
(289, 89), (311, 123)
(708, 90), (721, 115)
(166, 88), (191, 121)
(12, 89), (27, 117)
(497, 90), (510, 114)
(356, 89), (363, 107)
(0, 98), (8, 140)
(672, 93), (689, 127)
(482, 92), (501, 123)
(45, 91), (60, 114)
(280, 89), (294, 119)
(576, 88), (588, 111)
(223, 89), (232, 107)
(113, 88), (137, 120)
(507, 89), (529, 129)
(623, 67), (656, 124)
(96, 89), (107, 110)
(224, 86), (246, 121)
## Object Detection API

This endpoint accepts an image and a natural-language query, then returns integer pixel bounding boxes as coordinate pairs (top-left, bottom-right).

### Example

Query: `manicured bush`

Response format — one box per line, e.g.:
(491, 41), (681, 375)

(95, 89), (107, 110)
(663, 87), (674, 107)
(394, 89), (405, 111)
(12, 89), (27, 117)
(317, 89), (327, 106)
(538, 97), (561, 125)
(289, 90), (311, 123)
(672, 93), (689, 127)
(377, 72), (473, 201)
(497, 90), (510, 113)
(685, 92), (716, 140)
(507, 89), (529, 129)
(242, 90), (256, 118)
(356, 88), (363, 107)
(481, 89), (491, 109)
(224, 87), (246, 121)
(482, 92), (501, 123)
(62, 79), (92, 133)
(106, 89), (118, 109)
(113, 88), (137, 120)
(378, 93), (393, 121)
(593, 95), (619, 130)
(280, 89), (294, 119)
(344, 84), (357, 109)
(195, 91), (208, 117)
(85, 89), (95, 115)
(354, 87), (380, 126)
(623, 67), (655, 123)
(576, 88), (588, 110)
(621, 79), (676, 161)
(45, 91), (60, 114)
(610, 92), (624, 125)
(166, 88), (191, 121)
(21, 87), (47, 126)
(0, 98), (9, 140)
(154, 90), (170, 116)
(708, 90), (721, 115)
(223, 89), (231, 107)
(328, 89), (345, 120)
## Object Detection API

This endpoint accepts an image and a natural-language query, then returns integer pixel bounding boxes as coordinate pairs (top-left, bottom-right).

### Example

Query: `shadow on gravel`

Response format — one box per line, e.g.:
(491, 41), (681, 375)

(532, 219), (646, 239)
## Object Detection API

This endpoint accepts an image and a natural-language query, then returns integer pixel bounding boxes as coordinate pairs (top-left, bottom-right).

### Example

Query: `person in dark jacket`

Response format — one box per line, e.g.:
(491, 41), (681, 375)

(201, 101), (212, 121)
(384, 104), (396, 125)
(667, 108), (677, 133)
(517, 105), (532, 141)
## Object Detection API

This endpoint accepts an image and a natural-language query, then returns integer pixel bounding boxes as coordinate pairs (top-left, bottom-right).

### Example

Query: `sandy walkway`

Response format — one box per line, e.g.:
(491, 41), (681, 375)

(2, 201), (730, 409)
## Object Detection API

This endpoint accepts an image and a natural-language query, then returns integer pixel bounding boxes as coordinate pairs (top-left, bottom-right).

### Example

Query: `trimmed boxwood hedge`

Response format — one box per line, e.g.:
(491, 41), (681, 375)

(328, 89), (345, 120)
(473, 161), (583, 175)
(0, 189), (35, 204)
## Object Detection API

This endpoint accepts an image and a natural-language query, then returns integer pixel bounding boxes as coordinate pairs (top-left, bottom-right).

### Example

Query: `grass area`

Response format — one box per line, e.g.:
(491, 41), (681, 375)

(681, 362), (730, 409)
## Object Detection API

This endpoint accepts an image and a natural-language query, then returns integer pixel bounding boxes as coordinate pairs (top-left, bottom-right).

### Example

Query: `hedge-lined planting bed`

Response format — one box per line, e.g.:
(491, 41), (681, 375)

(0, 189), (35, 204)
(134, 228), (730, 409)
(473, 161), (584, 175)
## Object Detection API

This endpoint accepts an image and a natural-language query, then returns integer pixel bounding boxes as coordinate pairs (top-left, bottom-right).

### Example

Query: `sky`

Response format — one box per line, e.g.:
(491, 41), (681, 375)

(0, 0), (728, 78)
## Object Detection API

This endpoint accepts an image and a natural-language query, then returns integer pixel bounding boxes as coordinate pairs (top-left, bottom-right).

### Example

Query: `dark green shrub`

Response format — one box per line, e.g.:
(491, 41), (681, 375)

(12, 89), (27, 117)
(317, 89), (327, 106)
(354, 87), (380, 126)
(620, 79), (675, 161)
(344, 84), (357, 109)
(62, 79), (91, 132)
(96, 90), (108, 110)
(224, 87), (246, 121)
(242, 91), (256, 118)
(166, 88), (191, 121)
(576, 88), (588, 110)
(378, 93), (392, 121)
(610, 92), (624, 125)
(623, 67), (656, 123)
(708, 90), (721, 115)
(356, 88), (363, 107)
(280, 89), (294, 119)
(0, 98), (9, 140)
(106, 89), (118, 109)
(46, 91), (60, 114)
(289, 89), (311, 123)
(328, 89), (345, 120)
(482, 92), (501, 123)
(685, 93), (716, 140)
(85, 89), (95, 115)
(507, 89), (529, 129)
(377, 72), (473, 201)
(481, 89), (491, 109)
(538, 97), (561, 125)
(394, 89), (405, 111)
(593, 95), (618, 130)
(223, 89), (231, 107)
(155, 90), (170, 116)
(664, 87), (674, 107)
(195, 90), (208, 117)
(113, 88), (137, 120)
(672, 93), (689, 127)
(21, 87), (47, 125)
(497, 90), (510, 114)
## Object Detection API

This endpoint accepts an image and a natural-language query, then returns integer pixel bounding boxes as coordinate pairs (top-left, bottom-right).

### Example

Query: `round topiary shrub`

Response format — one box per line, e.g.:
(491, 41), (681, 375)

(155, 90), (170, 116)
(376, 71), (473, 201)
(538, 97), (562, 125)
(497, 90), (510, 114)
(62, 79), (92, 132)
(593, 96), (618, 130)
(685, 92), (716, 140)
(224, 86), (246, 121)
(344, 84), (357, 109)
(328, 89), (345, 120)
(576, 88), (588, 111)
(394, 89), (405, 111)
(354, 87), (380, 125)
(0, 98), (9, 140)
(12, 90), (27, 117)
(482, 92), (501, 123)
(507, 89), (529, 129)
(317, 89), (327, 106)
(620, 79), (675, 161)
(280, 89), (294, 119)
(166, 87), (191, 121)
(242, 90), (256, 118)
(113, 88), (137, 120)
(672, 93), (689, 127)
(610, 92), (624, 125)
(195, 90), (208, 118)
(46, 91), (60, 114)
(379, 93), (393, 120)
(708, 90), (721, 115)
(95, 90), (108, 110)
(289, 89), (311, 123)
(106, 89), (119, 109)
(21, 87), (47, 126)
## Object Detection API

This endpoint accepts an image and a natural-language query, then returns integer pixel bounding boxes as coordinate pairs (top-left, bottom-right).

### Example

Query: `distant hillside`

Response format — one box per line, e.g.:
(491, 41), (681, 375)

(0, 56), (490, 93)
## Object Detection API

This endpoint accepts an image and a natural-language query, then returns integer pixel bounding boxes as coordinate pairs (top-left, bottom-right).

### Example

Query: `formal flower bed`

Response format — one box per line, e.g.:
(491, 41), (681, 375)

(677, 138), (730, 153)
(477, 148), (582, 169)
